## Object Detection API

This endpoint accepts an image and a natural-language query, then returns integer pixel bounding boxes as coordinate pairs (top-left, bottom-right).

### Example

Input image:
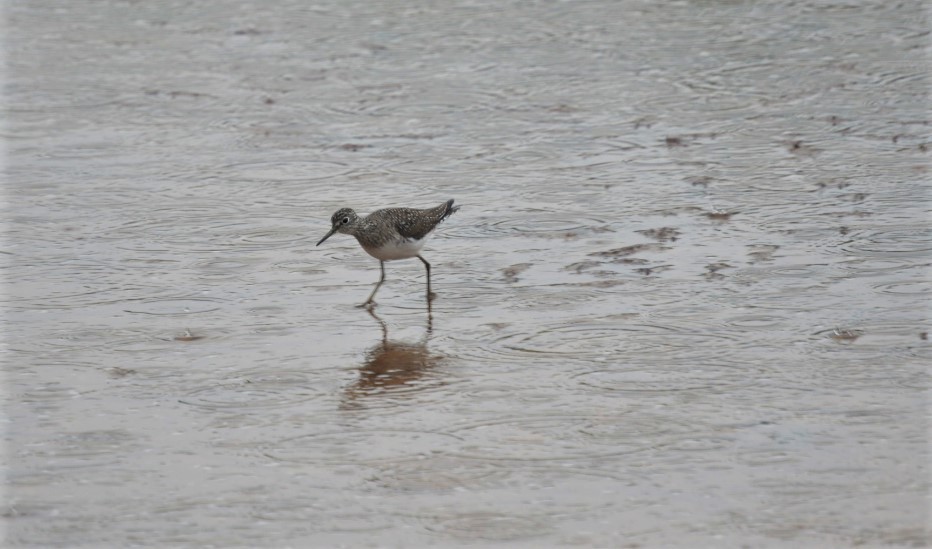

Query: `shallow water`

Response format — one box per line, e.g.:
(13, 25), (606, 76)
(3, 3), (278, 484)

(4, 0), (930, 546)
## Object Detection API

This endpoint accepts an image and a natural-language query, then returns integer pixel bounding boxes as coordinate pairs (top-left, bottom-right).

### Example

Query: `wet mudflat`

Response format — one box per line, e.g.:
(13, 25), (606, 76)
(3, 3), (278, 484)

(4, 0), (930, 546)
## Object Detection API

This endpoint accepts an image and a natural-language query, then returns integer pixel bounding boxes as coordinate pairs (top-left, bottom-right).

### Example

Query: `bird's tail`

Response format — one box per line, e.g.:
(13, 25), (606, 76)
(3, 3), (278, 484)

(441, 199), (460, 221)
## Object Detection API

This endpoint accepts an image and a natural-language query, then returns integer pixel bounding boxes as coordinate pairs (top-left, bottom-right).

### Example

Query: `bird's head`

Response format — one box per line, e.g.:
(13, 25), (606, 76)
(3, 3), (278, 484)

(317, 208), (359, 246)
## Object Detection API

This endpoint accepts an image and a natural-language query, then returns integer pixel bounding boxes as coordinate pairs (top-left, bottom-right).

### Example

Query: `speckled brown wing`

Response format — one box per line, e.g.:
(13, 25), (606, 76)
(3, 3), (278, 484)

(389, 199), (459, 241)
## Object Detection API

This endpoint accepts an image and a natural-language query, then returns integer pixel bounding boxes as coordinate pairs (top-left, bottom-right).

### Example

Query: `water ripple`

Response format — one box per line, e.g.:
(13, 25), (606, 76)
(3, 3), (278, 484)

(420, 511), (553, 542)
(447, 413), (696, 461)
(573, 363), (755, 394)
(840, 226), (932, 257)
(262, 428), (464, 465)
(179, 370), (327, 411)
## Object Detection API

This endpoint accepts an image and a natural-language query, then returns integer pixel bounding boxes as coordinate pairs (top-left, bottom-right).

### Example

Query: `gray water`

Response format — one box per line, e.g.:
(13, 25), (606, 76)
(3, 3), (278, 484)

(4, 0), (930, 546)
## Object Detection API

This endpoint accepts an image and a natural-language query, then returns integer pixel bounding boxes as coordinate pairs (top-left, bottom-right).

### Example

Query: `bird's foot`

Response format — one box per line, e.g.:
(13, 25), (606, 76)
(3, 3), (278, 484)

(356, 301), (376, 309)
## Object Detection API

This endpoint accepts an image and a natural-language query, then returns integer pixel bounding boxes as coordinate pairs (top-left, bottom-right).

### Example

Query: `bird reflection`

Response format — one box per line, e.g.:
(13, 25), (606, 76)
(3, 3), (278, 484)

(342, 308), (441, 407)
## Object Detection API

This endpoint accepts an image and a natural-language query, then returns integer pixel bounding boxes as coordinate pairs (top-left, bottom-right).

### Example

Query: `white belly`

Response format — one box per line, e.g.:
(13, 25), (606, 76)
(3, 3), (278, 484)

(363, 237), (426, 261)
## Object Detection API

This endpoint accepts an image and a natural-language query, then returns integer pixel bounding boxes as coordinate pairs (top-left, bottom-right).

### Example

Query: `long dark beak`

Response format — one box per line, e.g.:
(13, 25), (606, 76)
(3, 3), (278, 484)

(317, 227), (337, 246)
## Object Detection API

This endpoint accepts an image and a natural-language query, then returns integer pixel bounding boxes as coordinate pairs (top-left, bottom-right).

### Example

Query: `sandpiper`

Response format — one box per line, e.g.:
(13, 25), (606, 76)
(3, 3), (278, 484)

(317, 199), (460, 307)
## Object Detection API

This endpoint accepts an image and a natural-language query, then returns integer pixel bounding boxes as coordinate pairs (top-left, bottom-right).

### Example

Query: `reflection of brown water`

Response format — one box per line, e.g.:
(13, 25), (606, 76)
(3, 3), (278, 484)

(342, 310), (442, 405)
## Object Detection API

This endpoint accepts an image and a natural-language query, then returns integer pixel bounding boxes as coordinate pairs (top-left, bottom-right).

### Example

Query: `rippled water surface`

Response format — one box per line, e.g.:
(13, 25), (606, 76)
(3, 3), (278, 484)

(5, 0), (930, 546)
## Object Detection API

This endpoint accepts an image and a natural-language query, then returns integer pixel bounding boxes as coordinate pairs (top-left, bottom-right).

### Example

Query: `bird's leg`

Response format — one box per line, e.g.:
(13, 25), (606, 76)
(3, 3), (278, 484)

(417, 255), (435, 302)
(358, 261), (386, 308)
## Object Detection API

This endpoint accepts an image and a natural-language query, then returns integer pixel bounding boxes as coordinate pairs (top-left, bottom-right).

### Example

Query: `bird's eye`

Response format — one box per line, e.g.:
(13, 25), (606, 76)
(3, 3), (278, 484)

(342, 217), (350, 224)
